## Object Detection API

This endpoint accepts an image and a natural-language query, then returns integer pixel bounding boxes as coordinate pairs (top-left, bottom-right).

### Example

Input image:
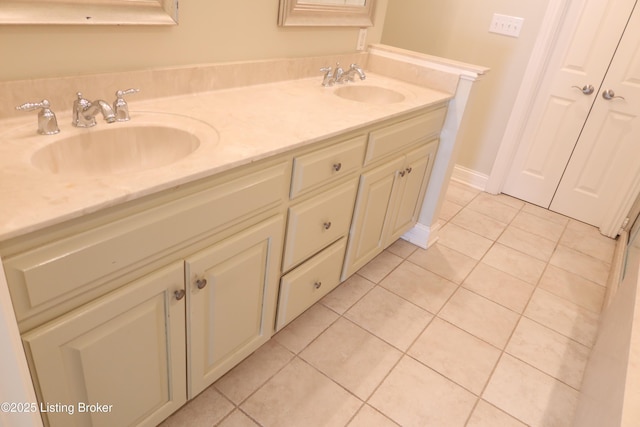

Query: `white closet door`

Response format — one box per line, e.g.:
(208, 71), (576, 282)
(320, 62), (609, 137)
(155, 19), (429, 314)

(550, 3), (640, 236)
(503, 0), (637, 207)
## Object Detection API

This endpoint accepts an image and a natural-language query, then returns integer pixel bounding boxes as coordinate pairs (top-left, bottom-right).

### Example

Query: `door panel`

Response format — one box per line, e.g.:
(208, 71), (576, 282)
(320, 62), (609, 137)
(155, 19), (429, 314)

(503, 0), (638, 207)
(551, 3), (640, 235)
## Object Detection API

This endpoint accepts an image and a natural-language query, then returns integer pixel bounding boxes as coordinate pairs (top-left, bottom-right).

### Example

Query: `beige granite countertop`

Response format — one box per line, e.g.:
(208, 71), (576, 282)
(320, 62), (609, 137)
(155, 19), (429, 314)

(0, 72), (451, 241)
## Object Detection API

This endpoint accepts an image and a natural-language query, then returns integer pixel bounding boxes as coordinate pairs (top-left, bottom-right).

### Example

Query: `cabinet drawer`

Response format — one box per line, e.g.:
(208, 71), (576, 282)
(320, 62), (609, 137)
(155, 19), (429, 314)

(5, 162), (289, 329)
(276, 238), (346, 331)
(282, 180), (358, 272)
(290, 135), (366, 199)
(365, 107), (446, 165)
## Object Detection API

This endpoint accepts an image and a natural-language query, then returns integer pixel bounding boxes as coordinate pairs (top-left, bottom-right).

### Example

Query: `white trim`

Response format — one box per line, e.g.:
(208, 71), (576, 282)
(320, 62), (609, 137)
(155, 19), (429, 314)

(402, 221), (441, 249)
(486, 0), (573, 194)
(451, 164), (488, 191)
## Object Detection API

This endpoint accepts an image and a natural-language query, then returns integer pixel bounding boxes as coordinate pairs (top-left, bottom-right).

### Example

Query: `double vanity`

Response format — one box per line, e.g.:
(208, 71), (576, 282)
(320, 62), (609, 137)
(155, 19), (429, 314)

(0, 45), (487, 426)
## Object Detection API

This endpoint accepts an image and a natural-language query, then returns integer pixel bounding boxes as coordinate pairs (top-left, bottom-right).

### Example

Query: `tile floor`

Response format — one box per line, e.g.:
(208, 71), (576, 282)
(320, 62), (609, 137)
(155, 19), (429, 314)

(160, 181), (616, 427)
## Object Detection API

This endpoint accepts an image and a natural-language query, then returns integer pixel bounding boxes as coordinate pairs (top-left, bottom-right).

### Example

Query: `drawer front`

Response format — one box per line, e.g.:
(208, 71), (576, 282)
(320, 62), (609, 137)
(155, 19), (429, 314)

(282, 180), (358, 272)
(365, 107), (446, 165)
(5, 162), (289, 327)
(276, 238), (346, 331)
(290, 135), (366, 199)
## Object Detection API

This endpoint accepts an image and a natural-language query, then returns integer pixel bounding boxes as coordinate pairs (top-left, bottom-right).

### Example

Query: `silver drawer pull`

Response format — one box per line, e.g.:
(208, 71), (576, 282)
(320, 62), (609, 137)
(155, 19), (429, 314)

(174, 289), (186, 300)
(323, 221), (332, 230)
(195, 278), (208, 289)
(314, 281), (322, 289)
(333, 163), (342, 172)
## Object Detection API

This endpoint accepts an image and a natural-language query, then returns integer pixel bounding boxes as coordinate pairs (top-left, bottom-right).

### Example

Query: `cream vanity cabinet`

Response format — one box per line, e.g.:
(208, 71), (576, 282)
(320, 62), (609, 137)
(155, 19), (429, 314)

(1, 159), (289, 427)
(342, 107), (445, 279)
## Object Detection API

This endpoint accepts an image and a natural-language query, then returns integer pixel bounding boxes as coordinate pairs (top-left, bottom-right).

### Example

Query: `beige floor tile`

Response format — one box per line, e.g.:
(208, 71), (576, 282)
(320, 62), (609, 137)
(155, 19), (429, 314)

(550, 245), (610, 286)
(466, 193), (520, 223)
(386, 238), (419, 259)
(241, 358), (362, 427)
(348, 405), (399, 427)
(538, 265), (605, 313)
(321, 274), (375, 315)
(215, 340), (294, 404)
(273, 304), (338, 354)
(482, 244), (547, 285)
(524, 288), (599, 348)
(438, 222), (494, 260)
(450, 207), (508, 240)
(217, 410), (259, 427)
(369, 356), (476, 427)
(560, 224), (616, 263)
(356, 250), (403, 283)
(522, 204), (571, 226)
(408, 318), (501, 394)
(510, 210), (566, 243)
(158, 386), (234, 427)
(379, 261), (457, 314)
(483, 354), (579, 427)
(466, 400), (528, 427)
(506, 317), (590, 390)
(439, 288), (519, 349)
(498, 226), (557, 262)
(463, 263), (534, 313)
(491, 193), (527, 210)
(408, 243), (477, 284)
(445, 180), (480, 206)
(440, 199), (465, 222)
(345, 286), (432, 351)
(300, 318), (402, 400)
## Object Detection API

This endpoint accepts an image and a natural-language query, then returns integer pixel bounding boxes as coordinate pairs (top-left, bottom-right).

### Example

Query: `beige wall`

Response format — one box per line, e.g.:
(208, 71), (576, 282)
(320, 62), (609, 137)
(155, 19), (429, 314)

(0, 0), (388, 81)
(382, 0), (549, 177)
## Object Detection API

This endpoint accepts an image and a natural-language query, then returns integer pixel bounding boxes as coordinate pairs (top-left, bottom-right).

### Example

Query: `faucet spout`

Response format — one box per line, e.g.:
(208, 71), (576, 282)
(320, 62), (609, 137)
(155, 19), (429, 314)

(73, 92), (117, 128)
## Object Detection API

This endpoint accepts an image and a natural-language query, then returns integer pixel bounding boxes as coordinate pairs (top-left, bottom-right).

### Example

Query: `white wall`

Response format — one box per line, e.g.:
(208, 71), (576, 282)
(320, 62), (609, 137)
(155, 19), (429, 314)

(381, 0), (550, 178)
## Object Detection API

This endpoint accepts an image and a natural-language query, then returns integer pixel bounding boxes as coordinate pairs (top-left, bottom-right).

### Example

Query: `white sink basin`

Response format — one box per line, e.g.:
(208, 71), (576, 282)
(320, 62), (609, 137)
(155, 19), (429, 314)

(334, 85), (405, 104)
(31, 113), (218, 176)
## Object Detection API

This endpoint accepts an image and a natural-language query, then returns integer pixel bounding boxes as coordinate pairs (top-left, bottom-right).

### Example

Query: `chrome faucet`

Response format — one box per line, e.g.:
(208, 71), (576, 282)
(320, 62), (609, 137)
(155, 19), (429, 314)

(16, 99), (60, 135)
(113, 88), (140, 122)
(345, 64), (366, 82)
(320, 66), (335, 87)
(72, 92), (117, 128)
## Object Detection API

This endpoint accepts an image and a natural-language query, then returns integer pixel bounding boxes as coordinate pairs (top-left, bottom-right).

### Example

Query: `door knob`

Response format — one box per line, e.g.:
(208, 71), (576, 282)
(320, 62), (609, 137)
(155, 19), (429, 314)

(602, 89), (625, 101)
(571, 85), (594, 95)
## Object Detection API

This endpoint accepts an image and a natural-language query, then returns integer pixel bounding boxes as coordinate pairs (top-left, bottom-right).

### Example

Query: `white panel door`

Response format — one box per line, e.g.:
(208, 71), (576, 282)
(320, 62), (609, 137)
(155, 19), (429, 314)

(550, 4), (640, 235)
(503, 0), (637, 206)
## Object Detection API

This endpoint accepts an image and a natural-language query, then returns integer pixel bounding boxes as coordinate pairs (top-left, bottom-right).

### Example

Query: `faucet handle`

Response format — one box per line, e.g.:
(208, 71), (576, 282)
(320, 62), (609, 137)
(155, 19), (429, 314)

(16, 99), (60, 135)
(113, 88), (140, 122)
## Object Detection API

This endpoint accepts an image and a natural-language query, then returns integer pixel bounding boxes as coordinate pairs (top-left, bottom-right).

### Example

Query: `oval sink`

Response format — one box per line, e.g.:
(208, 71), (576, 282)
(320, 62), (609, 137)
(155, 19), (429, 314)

(334, 85), (405, 104)
(31, 114), (218, 176)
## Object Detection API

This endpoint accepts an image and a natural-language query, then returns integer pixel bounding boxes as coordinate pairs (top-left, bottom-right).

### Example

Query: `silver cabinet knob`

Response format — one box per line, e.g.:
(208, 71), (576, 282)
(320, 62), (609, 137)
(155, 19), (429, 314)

(195, 278), (208, 289)
(602, 89), (625, 101)
(333, 163), (342, 172)
(314, 281), (322, 289)
(323, 221), (332, 230)
(572, 85), (595, 95)
(174, 289), (186, 300)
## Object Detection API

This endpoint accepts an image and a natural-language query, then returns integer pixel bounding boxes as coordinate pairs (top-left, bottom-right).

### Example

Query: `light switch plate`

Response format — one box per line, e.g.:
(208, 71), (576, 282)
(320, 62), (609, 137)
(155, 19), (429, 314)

(356, 28), (367, 51)
(489, 13), (524, 37)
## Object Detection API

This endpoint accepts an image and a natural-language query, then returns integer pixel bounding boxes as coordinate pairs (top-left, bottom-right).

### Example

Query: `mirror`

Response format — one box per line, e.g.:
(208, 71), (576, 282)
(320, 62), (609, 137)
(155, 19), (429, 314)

(279, 0), (375, 27)
(0, 0), (178, 25)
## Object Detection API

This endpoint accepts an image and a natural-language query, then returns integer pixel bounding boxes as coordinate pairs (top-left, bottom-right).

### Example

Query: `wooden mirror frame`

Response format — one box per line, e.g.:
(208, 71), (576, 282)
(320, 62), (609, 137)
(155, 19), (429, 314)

(0, 0), (178, 25)
(278, 0), (375, 27)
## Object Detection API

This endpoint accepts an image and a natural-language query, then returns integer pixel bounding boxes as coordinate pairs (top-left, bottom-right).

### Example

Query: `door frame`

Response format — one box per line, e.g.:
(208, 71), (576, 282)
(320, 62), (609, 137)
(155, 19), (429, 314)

(486, 0), (575, 194)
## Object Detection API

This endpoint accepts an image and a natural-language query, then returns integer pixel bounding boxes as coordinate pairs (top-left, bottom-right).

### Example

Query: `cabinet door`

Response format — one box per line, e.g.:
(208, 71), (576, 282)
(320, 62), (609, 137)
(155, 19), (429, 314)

(342, 156), (405, 279)
(186, 216), (284, 398)
(22, 262), (186, 427)
(387, 140), (438, 243)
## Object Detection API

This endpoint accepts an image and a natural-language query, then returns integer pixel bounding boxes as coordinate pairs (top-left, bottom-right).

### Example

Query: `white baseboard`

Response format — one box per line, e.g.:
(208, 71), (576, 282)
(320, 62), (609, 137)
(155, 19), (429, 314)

(402, 221), (442, 249)
(451, 164), (488, 191)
